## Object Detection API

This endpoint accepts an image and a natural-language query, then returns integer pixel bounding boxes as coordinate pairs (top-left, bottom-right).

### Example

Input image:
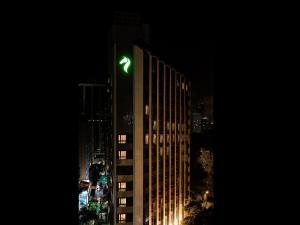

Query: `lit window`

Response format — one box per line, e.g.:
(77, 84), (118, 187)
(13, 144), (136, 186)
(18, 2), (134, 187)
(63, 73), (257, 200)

(119, 198), (126, 207)
(172, 134), (175, 143)
(153, 120), (157, 130)
(182, 82), (185, 90)
(118, 151), (126, 160)
(145, 134), (149, 144)
(167, 122), (170, 130)
(118, 182), (126, 191)
(160, 134), (163, 144)
(118, 135), (126, 144)
(145, 105), (149, 115)
(186, 84), (188, 91)
(118, 214), (126, 223)
(172, 123), (175, 131)
(153, 134), (157, 144)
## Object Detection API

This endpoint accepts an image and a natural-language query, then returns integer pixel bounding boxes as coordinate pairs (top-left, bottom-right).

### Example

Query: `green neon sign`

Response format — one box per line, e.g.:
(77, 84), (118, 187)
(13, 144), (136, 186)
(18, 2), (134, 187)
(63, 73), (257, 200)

(119, 56), (131, 75)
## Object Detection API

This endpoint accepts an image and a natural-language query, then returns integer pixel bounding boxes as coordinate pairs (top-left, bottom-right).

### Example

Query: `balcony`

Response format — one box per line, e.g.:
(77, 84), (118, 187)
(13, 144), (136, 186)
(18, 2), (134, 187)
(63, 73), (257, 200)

(117, 191), (133, 197)
(117, 159), (133, 166)
(117, 207), (133, 214)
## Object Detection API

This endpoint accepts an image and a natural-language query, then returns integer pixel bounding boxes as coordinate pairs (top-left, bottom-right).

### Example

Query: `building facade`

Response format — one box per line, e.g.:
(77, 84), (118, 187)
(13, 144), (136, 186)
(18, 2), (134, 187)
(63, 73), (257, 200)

(112, 45), (191, 225)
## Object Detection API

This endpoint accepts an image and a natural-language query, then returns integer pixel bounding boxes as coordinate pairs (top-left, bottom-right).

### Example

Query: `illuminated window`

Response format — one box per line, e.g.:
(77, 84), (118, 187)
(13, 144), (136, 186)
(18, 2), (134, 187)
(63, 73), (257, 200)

(145, 134), (149, 144)
(167, 122), (170, 130)
(118, 182), (126, 191)
(145, 105), (149, 115)
(153, 134), (157, 144)
(118, 151), (126, 160)
(182, 82), (185, 90)
(160, 134), (163, 144)
(119, 198), (126, 207)
(118, 135), (126, 144)
(172, 134), (175, 143)
(118, 214), (126, 223)
(153, 120), (157, 130)
(172, 123), (175, 131)
(186, 84), (188, 91)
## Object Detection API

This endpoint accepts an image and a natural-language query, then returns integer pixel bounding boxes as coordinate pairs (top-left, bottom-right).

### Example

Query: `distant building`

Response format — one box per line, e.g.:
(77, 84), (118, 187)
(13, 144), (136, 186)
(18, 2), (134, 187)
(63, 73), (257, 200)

(78, 83), (111, 181)
(192, 111), (202, 133)
(192, 96), (213, 133)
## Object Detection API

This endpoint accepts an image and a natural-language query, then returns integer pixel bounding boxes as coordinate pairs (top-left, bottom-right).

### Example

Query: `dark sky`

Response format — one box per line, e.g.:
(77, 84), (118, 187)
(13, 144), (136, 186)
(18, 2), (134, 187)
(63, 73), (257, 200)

(76, 10), (214, 100)
(144, 11), (215, 98)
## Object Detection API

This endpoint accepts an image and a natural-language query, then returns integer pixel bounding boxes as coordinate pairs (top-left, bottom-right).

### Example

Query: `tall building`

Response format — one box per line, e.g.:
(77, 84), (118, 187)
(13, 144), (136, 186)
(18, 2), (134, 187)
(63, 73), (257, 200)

(110, 43), (191, 225)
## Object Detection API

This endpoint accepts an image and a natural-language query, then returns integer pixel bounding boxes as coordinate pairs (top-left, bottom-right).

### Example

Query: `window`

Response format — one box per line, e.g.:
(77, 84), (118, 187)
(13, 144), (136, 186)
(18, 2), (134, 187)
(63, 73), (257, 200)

(182, 82), (185, 90)
(167, 134), (170, 143)
(160, 147), (163, 156)
(145, 105), (149, 115)
(118, 135), (126, 144)
(172, 123), (175, 131)
(167, 122), (170, 130)
(145, 134), (149, 145)
(119, 198), (126, 207)
(160, 134), (163, 144)
(118, 151), (126, 160)
(153, 120), (157, 130)
(118, 214), (126, 223)
(118, 182), (126, 191)
(153, 134), (157, 144)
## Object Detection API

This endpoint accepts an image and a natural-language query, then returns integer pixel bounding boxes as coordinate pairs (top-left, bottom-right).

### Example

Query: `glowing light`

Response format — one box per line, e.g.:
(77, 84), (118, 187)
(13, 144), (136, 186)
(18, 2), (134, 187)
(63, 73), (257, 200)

(119, 56), (131, 74)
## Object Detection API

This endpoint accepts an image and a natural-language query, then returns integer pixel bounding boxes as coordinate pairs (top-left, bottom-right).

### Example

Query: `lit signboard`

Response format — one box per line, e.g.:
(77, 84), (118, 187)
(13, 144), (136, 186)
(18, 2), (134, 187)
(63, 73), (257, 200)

(119, 56), (132, 76)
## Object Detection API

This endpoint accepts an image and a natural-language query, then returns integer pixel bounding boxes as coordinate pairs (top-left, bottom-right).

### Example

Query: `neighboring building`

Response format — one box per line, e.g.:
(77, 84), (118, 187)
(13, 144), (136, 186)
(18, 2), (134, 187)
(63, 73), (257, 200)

(78, 83), (111, 182)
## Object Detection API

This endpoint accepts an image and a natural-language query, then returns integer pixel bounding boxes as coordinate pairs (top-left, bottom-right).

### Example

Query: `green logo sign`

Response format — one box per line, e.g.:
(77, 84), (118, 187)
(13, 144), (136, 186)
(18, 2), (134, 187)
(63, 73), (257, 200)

(119, 56), (131, 74)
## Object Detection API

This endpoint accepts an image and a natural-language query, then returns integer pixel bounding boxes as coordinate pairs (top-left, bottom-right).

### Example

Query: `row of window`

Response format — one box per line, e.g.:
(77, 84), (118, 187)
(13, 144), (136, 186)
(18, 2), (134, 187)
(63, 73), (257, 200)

(144, 118), (190, 132)
(145, 134), (190, 144)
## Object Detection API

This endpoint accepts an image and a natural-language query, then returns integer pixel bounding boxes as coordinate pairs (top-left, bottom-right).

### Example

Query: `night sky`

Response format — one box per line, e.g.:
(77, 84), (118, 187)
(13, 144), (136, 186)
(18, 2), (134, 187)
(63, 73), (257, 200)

(75, 10), (214, 103)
